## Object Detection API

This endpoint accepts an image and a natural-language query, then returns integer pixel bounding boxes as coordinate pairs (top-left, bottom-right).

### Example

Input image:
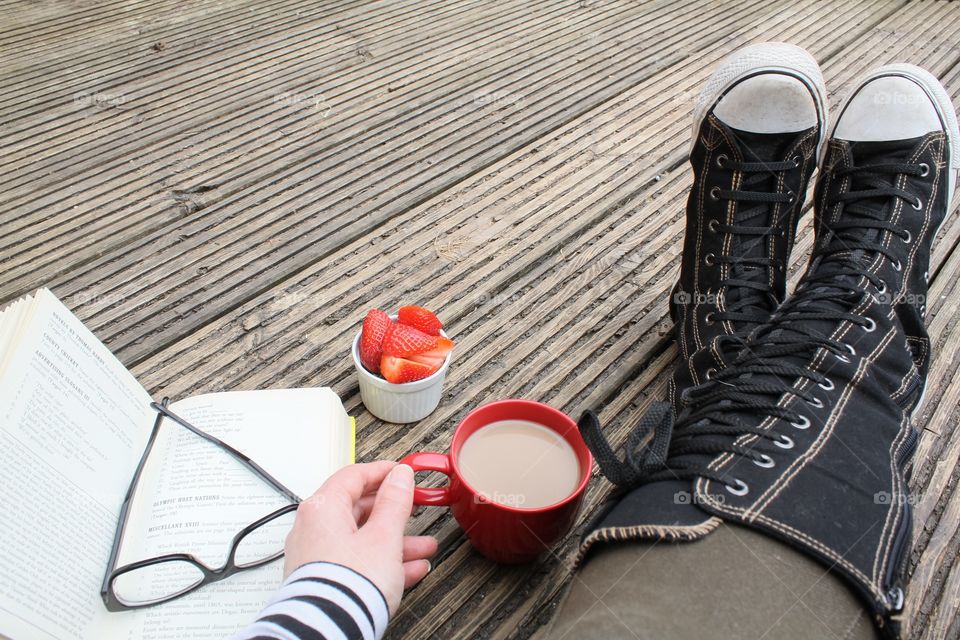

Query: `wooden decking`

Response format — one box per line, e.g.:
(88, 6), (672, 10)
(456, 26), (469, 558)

(3, 1), (960, 638)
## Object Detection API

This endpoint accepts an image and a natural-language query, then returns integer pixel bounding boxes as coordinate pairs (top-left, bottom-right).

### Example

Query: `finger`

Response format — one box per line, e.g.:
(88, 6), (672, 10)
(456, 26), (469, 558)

(402, 535), (438, 562)
(320, 461), (397, 505)
(353, 487), (419, 527)
(365, 464), (415, 541)
(403, 559), (432, 589)
(306, 461), (396, 535)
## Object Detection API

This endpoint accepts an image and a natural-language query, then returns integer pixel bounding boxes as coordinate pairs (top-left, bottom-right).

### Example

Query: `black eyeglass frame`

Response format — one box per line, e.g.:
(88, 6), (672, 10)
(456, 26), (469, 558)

(100, 398), (301, 611)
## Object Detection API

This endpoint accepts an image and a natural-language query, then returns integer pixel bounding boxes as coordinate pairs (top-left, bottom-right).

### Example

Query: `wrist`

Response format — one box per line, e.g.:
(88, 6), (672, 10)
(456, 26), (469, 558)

(277, 561), (390, 639)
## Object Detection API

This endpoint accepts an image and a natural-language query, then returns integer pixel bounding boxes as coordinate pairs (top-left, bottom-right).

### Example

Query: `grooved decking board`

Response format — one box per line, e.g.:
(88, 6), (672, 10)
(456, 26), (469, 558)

(122, 2), (959, 638)
(8, 0), (801, 360)
(6, 0), (960, 638)
(112, 2), (959, 638)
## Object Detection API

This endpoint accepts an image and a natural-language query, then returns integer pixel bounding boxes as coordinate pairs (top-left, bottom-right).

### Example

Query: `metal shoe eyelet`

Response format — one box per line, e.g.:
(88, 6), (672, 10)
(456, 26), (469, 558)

(710, 186), (722, 201)
(887, 587), (905, 612)
(892, 259), (902, 272)
(790, 415), (811, 430)
(924, 271), (929, 283)
(844, 343), (857, 356)
(807, 397), (824, 409)
(754, 454), (775, 468)
(918, 163), (929, 177)
(834, 352), (851, 363)
(912, 197), (923, 211)
(716, 154), (728, 169)
(901, 230), (912, 244)
(705, 366), (717, 380)
(818, 377), (834, 391)
(725, 478), (749, 496)
(863, 318), (877, 333)
(774, 434), (795, 449)
(708, 219), (720, 233)
(877, 281), (888, 295)
(786, 190), (797, 204)
(704, 253), (716, 266)
(792, 155), (802, 167)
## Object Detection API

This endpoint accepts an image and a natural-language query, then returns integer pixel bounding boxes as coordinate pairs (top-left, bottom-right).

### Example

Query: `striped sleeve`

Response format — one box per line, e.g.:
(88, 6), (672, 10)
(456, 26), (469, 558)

(230, 562), (390, 640)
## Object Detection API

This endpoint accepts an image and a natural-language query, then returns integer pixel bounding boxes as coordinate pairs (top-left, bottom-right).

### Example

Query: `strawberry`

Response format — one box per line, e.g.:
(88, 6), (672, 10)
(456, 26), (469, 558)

(398, 305), (443, 336)
(408, 335), (455, 369)
(380, 355), (436, 384)
(381, 323), (437, 357)
(359, 309), (391, 374)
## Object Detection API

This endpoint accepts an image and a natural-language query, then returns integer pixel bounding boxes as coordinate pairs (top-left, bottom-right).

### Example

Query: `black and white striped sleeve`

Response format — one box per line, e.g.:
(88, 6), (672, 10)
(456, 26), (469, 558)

(231, 562), (390, 640)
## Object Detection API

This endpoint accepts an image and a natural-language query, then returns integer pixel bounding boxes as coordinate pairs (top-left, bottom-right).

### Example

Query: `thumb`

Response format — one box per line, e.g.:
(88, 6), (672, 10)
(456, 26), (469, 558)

(365, 464), (415, 540)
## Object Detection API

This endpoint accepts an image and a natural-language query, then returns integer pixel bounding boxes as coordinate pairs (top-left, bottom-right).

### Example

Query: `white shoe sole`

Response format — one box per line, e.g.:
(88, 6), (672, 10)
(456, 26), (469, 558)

(691, 42), (829, 160)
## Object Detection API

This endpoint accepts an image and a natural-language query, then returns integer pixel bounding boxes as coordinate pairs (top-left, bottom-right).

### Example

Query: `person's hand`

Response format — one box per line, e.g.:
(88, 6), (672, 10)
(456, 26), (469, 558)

(283, 461), (438, 614)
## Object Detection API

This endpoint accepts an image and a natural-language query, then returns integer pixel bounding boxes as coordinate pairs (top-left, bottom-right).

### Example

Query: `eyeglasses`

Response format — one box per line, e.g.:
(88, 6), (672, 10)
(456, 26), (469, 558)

(101, 399), (301, 611)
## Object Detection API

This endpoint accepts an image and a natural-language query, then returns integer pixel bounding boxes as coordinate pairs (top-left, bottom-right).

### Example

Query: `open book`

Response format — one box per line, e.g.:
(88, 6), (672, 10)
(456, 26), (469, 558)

(0, 289), (355, 640)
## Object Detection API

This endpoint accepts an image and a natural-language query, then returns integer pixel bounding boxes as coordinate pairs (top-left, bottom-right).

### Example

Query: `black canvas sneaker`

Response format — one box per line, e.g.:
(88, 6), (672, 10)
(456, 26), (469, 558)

(581, 64), (958, 640)
(670, 43), (828, 411)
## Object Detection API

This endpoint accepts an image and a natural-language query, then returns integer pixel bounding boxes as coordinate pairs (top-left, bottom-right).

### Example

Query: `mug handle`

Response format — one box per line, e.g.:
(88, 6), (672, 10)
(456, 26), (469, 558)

(399, 452), (453, 506)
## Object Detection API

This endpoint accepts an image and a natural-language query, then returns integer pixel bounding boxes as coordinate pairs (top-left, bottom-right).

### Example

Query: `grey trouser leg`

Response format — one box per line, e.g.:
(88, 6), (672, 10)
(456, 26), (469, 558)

(546, 523), (878, 640)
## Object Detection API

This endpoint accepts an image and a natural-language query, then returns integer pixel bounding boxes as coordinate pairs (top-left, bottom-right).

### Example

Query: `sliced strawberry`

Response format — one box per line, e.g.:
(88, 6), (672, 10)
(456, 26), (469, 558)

(380, 355), (436, 384)
(408, 335), (454, 369)
(398, 305), (443, 336)
(381, 323), (437, 357)
(359, 309), (391, 374)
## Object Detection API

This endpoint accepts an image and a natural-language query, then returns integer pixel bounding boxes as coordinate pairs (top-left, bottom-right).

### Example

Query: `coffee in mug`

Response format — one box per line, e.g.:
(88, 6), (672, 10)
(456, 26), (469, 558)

(401, 399), (593, 564)
(457, 419), (580, 509)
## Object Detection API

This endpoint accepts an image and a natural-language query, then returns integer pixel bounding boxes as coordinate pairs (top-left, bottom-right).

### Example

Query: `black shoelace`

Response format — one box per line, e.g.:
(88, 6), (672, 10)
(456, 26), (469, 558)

(709, 155), (801, 331)
(584, 156), (924, 493)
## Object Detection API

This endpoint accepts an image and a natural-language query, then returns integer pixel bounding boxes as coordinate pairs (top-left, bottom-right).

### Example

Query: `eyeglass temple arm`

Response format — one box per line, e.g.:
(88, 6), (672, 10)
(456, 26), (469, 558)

(150, 400), (301, 504)
(101, 400), (168, 602)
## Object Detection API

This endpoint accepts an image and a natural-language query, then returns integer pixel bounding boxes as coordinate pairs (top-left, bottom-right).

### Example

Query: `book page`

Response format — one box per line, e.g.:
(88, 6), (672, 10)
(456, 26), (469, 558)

(113, 388), (353, 639)
(0, 290), (154, 640)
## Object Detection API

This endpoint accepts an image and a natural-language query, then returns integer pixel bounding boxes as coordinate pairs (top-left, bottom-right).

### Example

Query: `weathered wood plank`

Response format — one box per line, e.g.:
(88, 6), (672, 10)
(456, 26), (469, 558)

(15, 0), (792, 362)
(5, 0), (960, 638)
(1, 0), (503, 267)
(0, 0), (369, 114)
(109, 2), (956, 630)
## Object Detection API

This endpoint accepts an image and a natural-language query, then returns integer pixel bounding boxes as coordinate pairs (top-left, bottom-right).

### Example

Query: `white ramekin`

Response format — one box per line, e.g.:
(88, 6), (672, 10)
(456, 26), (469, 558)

(351, 320), (452, 423)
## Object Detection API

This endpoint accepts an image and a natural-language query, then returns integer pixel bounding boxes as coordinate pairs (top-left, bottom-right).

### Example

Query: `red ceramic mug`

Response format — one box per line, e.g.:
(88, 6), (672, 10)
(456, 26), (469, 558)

(400, 399), (593, 564)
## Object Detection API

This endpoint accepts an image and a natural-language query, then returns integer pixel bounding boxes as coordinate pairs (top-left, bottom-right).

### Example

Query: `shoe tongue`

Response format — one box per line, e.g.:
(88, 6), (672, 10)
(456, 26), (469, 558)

(816, 137), (921, 276)
(843, 136), (920, 222)
(729, 127), (799, 163)
(752, 137), (923, 372)
(722, 127), (802, 310)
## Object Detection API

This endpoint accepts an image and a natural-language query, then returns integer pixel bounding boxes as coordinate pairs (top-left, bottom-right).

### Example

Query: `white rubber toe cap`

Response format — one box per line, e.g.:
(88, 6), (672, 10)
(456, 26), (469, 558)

(713, 74), (819, 134)
(834, 76), (942, 142)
